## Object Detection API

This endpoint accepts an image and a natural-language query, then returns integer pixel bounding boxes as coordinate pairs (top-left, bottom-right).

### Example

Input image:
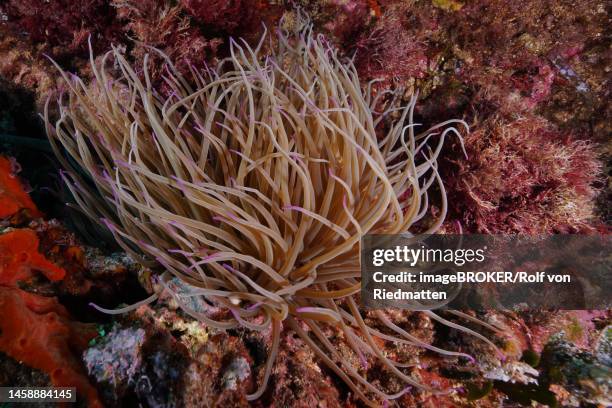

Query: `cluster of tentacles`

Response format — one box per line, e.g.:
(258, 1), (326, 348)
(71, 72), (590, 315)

(45, 19), (502, 406)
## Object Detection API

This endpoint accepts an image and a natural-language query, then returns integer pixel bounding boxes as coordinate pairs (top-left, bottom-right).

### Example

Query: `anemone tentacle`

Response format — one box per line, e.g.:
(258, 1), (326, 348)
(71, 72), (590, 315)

(45, 19), (499, 406)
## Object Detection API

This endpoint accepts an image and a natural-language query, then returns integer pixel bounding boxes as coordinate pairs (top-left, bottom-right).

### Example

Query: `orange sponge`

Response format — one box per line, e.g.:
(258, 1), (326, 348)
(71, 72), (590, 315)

(0, 229), (102, 407)
(0, 229), (65, 285)
(0, 288), (102, 407)
(0, 156), (42, 219)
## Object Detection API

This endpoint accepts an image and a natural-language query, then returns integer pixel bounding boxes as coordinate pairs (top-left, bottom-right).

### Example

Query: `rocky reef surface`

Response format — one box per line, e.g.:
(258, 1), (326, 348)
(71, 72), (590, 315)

(0, 1), (610, 406)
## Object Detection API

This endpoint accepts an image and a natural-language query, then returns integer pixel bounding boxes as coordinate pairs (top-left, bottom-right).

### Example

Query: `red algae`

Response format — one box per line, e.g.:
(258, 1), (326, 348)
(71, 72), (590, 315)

(182, 0), (283, 44)
(294, 0), (372, 46)
(443, 115), (601, 234)
(353, 1), (432, 89)
(181, 0), (248, 32)
(113, 0), (223, 81)
(0, 0), (119, 59)
(355, 5), (429, 87)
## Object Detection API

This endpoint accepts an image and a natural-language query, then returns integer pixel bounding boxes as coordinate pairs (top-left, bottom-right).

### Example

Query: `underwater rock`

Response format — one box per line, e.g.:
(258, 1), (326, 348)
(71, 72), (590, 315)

(595, 325), (612, 367)
(222, 357), (251, 391)
(540, 332), (612, 407)
(135, 304), (255, 407)
(84, 307), (194, 407)
(16, 218), (137, 303)
(186, 331), (253, 407)
(84, 250), (142, 279)
(266, 332), (341, 407)
(0, 25), (76, 121)
(483, 361), (538, 385)
(83, 318), (192, 407)
(523, 310), (609, 353)
(83, 304), (257, 406)
(83, 326), (146, 402)
(0, 352), (56, 408)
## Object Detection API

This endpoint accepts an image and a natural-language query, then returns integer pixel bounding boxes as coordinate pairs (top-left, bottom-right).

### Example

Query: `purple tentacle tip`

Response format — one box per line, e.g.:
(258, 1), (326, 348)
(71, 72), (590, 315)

(222, 263), (238, 273)
(203, 253), (219, 261)
(359, 355), (368, 370)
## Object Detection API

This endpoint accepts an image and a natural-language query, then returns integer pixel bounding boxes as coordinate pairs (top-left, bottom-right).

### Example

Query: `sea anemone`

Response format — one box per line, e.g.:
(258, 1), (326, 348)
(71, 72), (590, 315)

(45, 19), (501, 406)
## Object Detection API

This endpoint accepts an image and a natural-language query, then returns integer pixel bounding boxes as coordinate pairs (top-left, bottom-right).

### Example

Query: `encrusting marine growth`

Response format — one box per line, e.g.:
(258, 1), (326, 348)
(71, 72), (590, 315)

(45, 18), (503, 406)
(0, 157), (102, 407)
